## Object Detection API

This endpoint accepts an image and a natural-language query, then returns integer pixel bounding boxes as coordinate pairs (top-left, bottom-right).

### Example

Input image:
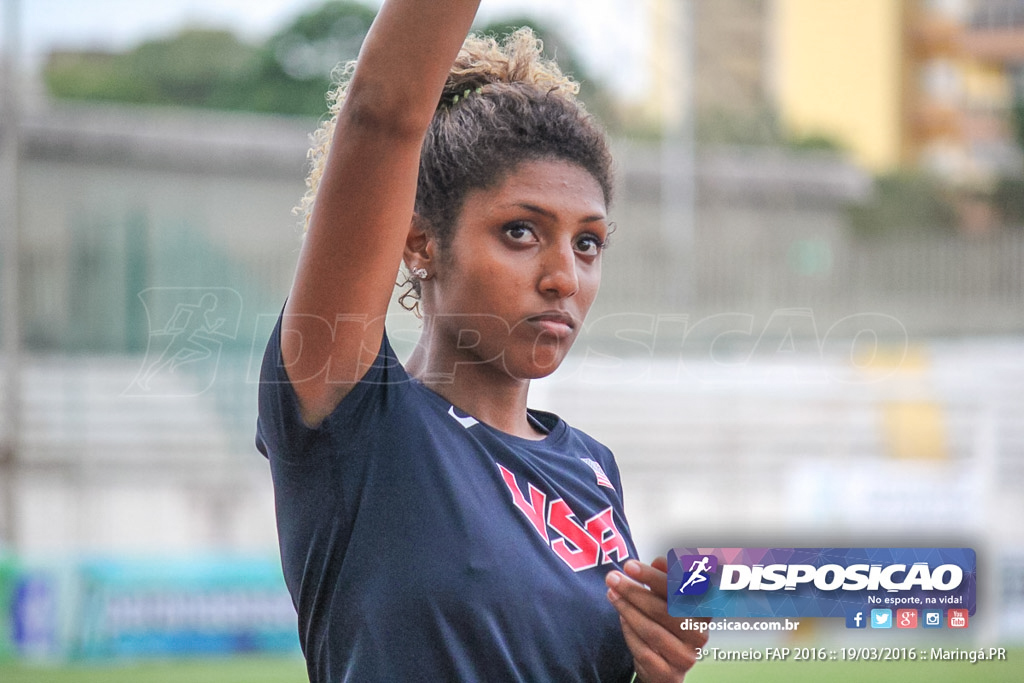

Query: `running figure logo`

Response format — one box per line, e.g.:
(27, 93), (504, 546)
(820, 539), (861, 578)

(676, 554), (718, 596)
(126, 288), (242, 396)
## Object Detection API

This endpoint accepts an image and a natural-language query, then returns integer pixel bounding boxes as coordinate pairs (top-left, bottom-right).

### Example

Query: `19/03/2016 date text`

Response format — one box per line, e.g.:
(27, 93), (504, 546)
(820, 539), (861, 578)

(695, 647), (1009, 662)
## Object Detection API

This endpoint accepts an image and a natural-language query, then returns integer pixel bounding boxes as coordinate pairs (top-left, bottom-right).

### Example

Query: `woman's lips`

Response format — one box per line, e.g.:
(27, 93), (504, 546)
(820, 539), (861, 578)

(527, 312), (576, 338)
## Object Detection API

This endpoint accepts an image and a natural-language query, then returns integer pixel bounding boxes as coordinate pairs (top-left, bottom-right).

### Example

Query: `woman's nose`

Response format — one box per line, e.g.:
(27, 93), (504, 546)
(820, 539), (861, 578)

(538, 241), (579, 298)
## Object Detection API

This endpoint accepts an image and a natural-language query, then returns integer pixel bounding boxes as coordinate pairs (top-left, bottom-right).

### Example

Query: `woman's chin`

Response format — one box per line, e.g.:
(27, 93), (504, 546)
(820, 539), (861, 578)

(502, 350), (570, 380)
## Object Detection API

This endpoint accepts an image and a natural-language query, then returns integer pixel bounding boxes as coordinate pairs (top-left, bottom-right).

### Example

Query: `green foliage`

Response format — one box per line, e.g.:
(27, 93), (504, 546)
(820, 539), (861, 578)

(41, 2), (610, 122)
(695, 106), (782, 146)
(990, 98), (1023, 229)
(44, 29), (260, 109)
(786, 132), (845, 153)
(251, 0), (377, 115)
(1013, 100), (1024, 152)
(692, 107), (844, 150)
(993, 176), (1024, 227)
(43, 1), (378, 117)
(264, 0), (375, 81)
(847, 172), (959, 238)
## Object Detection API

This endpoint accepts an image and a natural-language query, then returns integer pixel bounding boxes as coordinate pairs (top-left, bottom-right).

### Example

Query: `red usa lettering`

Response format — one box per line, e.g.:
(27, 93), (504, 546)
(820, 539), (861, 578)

(498, 464), (629, 572)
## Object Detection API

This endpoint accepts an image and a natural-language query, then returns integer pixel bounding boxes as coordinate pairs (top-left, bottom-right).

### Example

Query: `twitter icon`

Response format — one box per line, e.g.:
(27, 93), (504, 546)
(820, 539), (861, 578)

(871, 609), (892, 629)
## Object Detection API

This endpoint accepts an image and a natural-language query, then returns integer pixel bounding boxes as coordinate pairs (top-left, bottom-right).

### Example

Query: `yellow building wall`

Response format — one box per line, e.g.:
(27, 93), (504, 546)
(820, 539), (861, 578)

(775, 0), (906, 171)
(639, 0), (687, 129)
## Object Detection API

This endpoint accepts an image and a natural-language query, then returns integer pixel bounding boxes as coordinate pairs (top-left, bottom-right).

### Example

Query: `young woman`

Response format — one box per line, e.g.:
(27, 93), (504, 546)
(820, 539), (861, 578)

(256, 1), (707, 680)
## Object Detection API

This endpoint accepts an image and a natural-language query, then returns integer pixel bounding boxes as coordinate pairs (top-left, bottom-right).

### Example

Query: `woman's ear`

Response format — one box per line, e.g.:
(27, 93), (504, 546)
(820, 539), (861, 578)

(403, 214), (437, 276)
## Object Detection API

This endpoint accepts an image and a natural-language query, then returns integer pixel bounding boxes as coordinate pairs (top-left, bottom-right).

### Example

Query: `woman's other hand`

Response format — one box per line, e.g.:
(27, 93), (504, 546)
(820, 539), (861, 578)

(606, 557), (709, 682)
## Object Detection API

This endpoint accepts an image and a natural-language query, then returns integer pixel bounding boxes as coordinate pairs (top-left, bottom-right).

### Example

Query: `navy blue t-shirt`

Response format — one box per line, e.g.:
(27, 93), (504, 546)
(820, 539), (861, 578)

(256, 316), (637, 682)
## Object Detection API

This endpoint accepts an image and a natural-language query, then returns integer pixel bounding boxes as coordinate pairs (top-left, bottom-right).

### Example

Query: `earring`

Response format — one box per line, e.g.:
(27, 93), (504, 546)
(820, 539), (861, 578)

(412, 267), (429, 280)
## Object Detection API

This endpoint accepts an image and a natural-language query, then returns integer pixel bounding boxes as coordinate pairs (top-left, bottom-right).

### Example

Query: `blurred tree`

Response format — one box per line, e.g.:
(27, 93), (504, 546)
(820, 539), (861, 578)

(993, 176), (1024, 227)
(41, 3), (624, 123)
(1014, 100), (1024, 152)
(987, 100), (1024, 229)
(249, 0), (377, 115)
(43, 1), (377, 117)
(44, 29), (259, 108)
(266, 1), (375, 81)
(847, 172), (959, 238)
(695, 106), (781, 146)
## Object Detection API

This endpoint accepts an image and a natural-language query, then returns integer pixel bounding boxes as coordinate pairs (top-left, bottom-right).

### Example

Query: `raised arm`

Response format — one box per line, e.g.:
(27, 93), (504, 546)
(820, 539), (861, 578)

(281, 0), (481, 426)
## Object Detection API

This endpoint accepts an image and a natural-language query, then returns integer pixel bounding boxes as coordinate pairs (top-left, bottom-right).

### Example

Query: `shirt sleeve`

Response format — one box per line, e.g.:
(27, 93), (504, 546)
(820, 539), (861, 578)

(254, 310), (410, 464)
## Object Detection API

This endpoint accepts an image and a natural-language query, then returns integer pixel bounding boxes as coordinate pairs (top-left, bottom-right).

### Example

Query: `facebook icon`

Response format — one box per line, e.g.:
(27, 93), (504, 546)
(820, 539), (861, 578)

(846, 610), (867, 629)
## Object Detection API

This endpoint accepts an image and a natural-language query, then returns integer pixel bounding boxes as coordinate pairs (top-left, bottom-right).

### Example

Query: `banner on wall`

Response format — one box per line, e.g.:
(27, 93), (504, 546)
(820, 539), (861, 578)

(73, 557), (299, 659)
(5, 556), (299, 661)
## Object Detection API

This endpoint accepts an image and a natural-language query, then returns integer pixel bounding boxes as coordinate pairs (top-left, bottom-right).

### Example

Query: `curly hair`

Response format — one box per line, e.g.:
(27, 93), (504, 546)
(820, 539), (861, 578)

(297, 28), (614, 311)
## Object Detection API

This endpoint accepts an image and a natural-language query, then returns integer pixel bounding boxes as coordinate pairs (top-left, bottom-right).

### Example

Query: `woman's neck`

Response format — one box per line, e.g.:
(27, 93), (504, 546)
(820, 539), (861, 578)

(405, 342), (545, 440)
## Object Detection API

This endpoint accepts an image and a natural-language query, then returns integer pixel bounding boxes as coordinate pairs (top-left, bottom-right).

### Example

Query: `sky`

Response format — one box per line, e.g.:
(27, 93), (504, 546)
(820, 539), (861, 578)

(11, 0), (649, 97)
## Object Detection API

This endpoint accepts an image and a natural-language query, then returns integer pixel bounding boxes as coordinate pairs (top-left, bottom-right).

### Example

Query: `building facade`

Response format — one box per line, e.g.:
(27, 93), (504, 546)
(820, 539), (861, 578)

(639, 0), (1024, 180)
(774, 0), (1024, 179)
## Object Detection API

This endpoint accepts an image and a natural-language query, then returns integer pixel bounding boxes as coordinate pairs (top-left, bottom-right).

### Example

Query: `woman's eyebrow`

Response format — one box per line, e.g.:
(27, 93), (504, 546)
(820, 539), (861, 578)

(507, 202), (607, 224)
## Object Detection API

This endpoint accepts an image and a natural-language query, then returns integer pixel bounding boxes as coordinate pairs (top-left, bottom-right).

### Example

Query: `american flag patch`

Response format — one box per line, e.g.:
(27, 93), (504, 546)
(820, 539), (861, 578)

(581, 458), (615, 490)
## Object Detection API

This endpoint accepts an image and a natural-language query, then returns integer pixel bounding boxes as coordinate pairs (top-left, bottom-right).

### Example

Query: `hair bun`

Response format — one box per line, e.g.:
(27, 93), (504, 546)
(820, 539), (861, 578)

(440, 27), (579, 109)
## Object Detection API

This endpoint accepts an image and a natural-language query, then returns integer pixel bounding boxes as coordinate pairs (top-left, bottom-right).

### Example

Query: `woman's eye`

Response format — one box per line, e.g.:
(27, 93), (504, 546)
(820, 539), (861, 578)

(574, 234), (605, 255)
(503, 222), (536, 242)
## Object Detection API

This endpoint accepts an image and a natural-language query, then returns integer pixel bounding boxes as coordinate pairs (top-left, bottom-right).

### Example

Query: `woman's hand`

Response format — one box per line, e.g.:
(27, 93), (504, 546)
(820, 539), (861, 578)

(606, 557), (709, 683)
